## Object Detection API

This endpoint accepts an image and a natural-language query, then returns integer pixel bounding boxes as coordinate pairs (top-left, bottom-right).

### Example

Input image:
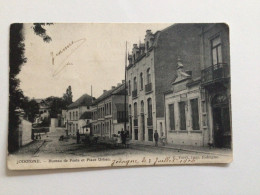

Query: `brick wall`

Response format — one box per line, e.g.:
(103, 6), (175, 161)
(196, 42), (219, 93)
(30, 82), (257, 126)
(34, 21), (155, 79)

(154, 23), (202, 118)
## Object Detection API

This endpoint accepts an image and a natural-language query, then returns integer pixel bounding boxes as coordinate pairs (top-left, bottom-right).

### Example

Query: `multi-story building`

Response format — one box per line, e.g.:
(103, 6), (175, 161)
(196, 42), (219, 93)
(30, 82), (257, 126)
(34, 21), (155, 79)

(66, 94), (93, 136)
(200, 23), (231, 148)
(91, 81), (128, 138)
(126, 24), (203, 144)
(163, 23), (231, 148)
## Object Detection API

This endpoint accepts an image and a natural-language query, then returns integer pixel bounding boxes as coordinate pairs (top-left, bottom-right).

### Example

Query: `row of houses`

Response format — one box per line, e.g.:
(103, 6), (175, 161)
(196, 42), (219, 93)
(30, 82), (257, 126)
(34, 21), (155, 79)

(64, 23), (231, 148)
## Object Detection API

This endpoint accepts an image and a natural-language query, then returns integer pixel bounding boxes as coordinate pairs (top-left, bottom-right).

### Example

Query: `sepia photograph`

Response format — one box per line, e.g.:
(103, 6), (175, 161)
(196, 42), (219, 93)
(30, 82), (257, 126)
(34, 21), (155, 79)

(7, 23), (232, 170)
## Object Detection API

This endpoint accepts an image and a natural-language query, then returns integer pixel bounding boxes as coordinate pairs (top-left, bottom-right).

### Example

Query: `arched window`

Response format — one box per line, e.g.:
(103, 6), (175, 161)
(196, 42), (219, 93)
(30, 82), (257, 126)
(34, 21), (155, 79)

(147, 98), (152, 119)
(141, 101), (144, 113)
(128, 80), (131, 95)
(129, 104), (132, 115)
(140, 73), (143, 90)
(133, 77), (137, 91)
(134, 103), (137, 119)
(147, 68), (151, 84)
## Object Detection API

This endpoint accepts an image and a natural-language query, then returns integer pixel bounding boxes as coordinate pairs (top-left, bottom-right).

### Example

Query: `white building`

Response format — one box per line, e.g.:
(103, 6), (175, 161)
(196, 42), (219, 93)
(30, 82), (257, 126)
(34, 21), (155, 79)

(66, 94), (93, 136)
(164, 59), (207, 146)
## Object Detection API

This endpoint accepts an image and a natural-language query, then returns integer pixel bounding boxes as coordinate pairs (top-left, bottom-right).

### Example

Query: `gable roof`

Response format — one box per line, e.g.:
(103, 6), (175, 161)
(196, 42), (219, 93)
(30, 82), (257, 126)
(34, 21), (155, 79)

(68, 94), (93, 109)
(92, 83), (126, 105)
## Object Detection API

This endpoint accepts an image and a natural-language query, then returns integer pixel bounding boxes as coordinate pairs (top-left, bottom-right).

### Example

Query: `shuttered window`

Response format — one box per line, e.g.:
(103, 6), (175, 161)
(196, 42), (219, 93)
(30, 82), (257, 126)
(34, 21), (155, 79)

(190, 98), (200, 130)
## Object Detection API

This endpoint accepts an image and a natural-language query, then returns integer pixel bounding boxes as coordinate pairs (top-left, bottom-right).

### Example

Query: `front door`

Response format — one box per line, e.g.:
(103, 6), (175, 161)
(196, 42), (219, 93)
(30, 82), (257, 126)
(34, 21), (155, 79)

(213, 104), (231, 148)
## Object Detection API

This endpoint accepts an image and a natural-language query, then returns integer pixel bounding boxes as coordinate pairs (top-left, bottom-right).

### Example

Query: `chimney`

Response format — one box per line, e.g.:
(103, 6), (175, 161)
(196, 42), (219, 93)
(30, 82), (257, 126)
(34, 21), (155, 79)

(117, 83), (121, 87)
(146, 29), (152, 35)
(103, 90), (107, 93)
(122, 80), (125, 84)
(133, 44), (138, 48)
(112, 86), (116, 89)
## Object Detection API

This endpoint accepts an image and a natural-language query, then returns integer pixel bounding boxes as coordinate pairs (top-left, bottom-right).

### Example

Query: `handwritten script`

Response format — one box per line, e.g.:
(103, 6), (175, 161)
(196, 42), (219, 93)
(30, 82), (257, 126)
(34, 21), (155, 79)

(50, 38), (86, 77)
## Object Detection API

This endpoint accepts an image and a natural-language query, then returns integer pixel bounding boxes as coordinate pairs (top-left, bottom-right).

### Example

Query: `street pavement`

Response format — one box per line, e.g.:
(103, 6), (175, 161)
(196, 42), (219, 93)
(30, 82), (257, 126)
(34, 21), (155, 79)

(14, 127), (231, 158)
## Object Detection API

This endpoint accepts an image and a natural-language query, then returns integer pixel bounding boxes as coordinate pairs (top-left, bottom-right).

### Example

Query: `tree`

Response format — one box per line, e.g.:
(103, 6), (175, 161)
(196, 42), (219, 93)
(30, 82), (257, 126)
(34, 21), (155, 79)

(63, 86), (73, 107)
(22, 98), (40, 123)
(45, 96), (66, 118)
(8, 23), (52, 153)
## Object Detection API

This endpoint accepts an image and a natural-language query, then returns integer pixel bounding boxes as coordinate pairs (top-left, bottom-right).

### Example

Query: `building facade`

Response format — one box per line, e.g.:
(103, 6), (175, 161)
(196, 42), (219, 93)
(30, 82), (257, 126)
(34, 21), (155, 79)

(164, 59), (206, 146)
(127, 24), (203, 144)
(66, 94), (93, 136)
(200, 23), (231, 148)
(91, 82), (128, 138)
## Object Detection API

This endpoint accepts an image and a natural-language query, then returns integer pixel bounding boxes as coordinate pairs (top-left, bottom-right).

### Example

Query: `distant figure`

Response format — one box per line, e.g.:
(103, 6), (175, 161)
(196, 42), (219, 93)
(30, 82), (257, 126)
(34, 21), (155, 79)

(117, 131), (121, 146)
(76, 130), (80, 144)
(154, 130), (159, 147)
(121, 129), (126, 147)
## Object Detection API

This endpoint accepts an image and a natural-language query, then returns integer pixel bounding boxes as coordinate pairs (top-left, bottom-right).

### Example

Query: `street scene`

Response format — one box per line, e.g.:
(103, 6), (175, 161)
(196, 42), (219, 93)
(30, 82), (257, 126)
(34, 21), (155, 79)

(8, 23), (232, 169)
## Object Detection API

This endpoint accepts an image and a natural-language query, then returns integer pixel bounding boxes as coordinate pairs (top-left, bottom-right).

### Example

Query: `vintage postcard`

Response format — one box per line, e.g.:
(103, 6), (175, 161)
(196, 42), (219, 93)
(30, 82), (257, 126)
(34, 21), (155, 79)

(7, 23), (232, 170)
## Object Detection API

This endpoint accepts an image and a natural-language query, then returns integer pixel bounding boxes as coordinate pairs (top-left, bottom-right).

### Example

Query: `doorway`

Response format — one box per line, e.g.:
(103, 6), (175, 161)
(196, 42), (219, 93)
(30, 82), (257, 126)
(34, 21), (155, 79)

(212, 94), (231, 148)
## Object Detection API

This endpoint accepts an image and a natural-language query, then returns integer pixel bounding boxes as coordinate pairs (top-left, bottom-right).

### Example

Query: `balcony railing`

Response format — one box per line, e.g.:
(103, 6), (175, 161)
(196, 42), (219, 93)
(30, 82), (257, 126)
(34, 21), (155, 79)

(201, 63), (229, 85)
(134, 119), (138, 127)
(145, 83), (152, 93)
(147, 117), (153, 126)
(132, 90), (137, 98)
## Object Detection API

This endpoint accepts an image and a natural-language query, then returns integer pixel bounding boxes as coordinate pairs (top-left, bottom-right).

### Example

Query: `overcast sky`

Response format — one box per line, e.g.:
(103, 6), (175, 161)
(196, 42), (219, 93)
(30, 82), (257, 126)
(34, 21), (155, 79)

(19, 23), (171, 101)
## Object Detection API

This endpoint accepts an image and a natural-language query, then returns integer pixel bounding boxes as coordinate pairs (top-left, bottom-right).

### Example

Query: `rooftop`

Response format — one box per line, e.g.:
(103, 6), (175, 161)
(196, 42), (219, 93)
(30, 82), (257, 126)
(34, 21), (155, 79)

(68, 94), (93, 109)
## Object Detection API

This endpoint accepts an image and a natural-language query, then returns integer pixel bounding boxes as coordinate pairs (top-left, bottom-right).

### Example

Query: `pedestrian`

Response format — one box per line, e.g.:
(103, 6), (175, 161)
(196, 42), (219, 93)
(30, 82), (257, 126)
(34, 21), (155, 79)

(76, 130), (80, 144)
(154, 130), (159, 147)
(121, 129), (126, 147)
(117, 131), (121, 146)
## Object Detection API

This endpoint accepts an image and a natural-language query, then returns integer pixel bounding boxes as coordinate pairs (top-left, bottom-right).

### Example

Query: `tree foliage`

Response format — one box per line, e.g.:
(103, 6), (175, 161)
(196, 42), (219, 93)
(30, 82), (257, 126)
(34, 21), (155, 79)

(8, 23), (52, 153)
(22, 98), (40, 123)
(63, 86), (73, 106)
(45, 96), (67, 118)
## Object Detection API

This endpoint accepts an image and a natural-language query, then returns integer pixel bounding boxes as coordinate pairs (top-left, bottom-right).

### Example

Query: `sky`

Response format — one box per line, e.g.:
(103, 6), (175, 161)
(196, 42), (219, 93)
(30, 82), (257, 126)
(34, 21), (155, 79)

(19, 23), (171, 101)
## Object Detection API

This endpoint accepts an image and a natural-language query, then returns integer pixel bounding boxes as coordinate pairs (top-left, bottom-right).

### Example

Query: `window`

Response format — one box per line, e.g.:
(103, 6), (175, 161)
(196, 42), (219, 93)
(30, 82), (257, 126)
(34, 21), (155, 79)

(211, 36), (222, 65)
(134, 103), (137, 119)
(128, 80), (131, 96)
(169, 104), (175, 130)
(76, 111), (78, 120)
(133, 77), (137, 91)
(70, 112), (71, 120)
(140, 73), (143, 90)
(179, 102), (186, 130)
(73, 112), (75, 120)
(147, 68), (151, 84)
(190, 98), (200, 130)
(147, 98), (152, 119)
(141, 101), (144, 113)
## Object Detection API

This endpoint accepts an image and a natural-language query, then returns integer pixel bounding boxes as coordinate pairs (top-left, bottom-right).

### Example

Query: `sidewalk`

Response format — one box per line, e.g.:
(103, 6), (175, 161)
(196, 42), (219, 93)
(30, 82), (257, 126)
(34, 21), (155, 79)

(129, 140), (232, 156)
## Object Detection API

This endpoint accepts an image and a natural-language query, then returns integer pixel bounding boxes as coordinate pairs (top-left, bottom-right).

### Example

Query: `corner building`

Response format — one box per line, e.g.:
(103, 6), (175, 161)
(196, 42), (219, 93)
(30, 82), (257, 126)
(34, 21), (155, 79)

(127, 24), (202, 144)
